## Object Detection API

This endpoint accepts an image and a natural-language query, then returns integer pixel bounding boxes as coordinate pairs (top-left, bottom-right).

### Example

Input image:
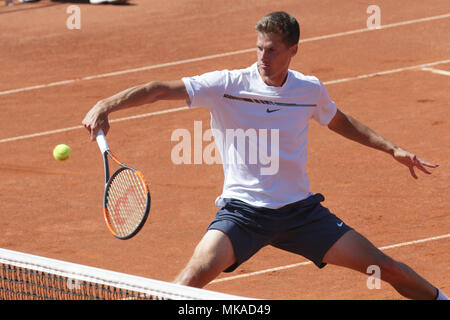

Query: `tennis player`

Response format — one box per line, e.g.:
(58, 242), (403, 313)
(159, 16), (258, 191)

(82, 12), (447, 300)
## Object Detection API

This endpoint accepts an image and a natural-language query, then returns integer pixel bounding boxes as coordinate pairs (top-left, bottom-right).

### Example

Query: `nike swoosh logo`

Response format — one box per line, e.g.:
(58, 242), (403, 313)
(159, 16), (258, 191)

(266, 108), (280, 113)
(337, 222), (344, 227)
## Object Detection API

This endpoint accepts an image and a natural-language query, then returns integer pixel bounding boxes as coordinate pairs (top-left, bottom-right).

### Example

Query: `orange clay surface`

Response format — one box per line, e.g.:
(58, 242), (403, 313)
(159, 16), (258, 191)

(0, 0), (449, 299)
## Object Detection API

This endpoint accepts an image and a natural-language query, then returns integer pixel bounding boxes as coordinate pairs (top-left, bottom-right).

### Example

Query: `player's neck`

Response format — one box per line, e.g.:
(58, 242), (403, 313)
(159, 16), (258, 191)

(259, 69), (288, 87)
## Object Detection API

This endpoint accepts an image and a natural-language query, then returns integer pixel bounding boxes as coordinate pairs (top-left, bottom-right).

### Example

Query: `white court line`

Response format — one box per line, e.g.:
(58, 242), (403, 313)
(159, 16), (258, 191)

(324, 59), (450, 85)
(0, 13), (449, 97)
(0, 106), (189, 143)
(1, 58), (449, 144)
(300, 12), (450, 43)
(421, 67), (450, 76)
(210, 233), (450, 284)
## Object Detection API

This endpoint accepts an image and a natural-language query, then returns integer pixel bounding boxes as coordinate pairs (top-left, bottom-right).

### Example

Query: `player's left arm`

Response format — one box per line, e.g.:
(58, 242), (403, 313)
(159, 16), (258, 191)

(327, 108), (439, 179)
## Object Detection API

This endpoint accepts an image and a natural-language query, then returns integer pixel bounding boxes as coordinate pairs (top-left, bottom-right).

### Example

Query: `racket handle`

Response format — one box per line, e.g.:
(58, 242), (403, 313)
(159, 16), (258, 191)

(96, 129), (110, 153)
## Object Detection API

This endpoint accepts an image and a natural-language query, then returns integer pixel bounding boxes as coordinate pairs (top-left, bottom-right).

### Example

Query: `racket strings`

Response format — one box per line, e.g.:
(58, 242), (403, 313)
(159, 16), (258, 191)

(110, 172), (145, 234)
(117, 170), (146, 230)
(106, 169), (148, 237)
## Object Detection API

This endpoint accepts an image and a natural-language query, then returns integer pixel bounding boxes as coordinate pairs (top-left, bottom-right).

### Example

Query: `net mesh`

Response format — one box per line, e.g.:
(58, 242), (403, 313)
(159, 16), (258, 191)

(105, 168), (149, 238)
(0, 248), (249, 300)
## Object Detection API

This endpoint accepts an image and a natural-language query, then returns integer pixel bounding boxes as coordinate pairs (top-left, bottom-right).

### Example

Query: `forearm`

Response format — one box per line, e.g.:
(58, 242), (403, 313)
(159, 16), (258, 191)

(328, 109), (439, 179)
(82, 80), (187, 139)
(328, 110), (398, 156)
(96, 81), (181, 115)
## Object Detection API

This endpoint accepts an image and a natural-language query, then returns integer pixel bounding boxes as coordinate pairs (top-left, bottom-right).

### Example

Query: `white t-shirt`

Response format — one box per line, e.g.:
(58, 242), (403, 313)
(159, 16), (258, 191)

(182, 62), (337, 209)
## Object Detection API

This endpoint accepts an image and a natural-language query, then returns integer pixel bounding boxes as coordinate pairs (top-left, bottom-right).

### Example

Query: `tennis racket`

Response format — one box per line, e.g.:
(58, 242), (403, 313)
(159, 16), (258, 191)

(96, 130), (151, 240)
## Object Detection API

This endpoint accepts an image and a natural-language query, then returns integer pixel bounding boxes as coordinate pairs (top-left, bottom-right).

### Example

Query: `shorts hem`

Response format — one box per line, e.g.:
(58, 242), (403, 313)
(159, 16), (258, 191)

(206, 223), (245, 273)
(314, 227), (353, 269)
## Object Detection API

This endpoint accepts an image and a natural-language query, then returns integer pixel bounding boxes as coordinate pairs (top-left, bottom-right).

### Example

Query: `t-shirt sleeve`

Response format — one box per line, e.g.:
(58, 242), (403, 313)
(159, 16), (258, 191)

(182, 70), (228, 110)
(312, 81), (337, 125)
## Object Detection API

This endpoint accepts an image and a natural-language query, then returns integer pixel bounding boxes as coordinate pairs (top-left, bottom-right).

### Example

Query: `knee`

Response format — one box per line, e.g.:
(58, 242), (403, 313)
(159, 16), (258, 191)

(175, 264), (203, 287)
(377, 257), (410, 284)
(175, 252), (226, 288)
(174, 230), (236, 288)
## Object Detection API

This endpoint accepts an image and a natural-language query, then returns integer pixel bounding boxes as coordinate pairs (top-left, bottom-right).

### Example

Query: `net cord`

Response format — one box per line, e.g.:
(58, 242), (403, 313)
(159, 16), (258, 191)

(0, 248), (251, 300)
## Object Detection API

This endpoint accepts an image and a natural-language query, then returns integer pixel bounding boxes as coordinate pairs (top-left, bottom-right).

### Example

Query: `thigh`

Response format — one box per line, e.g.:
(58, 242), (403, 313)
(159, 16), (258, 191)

(177, 229), (236, 287)
(207, 215), (269, 273)
(189, 229), (236, 272)
(272, 207), (352, 268)
(322, 229), (390, 273)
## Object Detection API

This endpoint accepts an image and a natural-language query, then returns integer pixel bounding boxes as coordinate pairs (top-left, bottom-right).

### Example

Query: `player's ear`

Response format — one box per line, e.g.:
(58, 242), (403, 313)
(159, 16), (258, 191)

(289, 44), (298, 56)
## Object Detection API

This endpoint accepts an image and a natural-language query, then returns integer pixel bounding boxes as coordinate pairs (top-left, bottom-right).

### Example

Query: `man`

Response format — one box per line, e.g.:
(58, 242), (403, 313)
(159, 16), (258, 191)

(82, 12), (447, 300)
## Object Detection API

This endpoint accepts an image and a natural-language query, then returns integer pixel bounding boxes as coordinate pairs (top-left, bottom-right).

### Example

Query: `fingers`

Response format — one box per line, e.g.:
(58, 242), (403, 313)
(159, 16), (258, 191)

(410, 155), (439, 179)
(89, 127), (98, 142)
(409, 166), (418, 180)
(82, 103), (110, 141)
(413, 155), (429, 173)
(417, 157), (439, 168)
(81, 119), (97, 141)
(81, 111), (95, 140)
(85, 123), (109, 141)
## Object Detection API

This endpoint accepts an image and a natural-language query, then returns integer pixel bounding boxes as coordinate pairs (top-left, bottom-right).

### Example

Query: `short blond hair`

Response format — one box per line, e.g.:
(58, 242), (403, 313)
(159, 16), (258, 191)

(255, 11), (300, 47)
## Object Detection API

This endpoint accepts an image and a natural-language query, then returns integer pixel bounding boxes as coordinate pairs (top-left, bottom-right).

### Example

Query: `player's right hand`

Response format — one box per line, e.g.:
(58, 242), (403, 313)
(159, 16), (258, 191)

(82, 101), (110, 141)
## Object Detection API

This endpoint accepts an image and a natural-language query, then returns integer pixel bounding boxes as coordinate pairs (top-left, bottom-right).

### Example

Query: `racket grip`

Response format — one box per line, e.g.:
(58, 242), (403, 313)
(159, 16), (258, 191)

(96, 130), (110, 153)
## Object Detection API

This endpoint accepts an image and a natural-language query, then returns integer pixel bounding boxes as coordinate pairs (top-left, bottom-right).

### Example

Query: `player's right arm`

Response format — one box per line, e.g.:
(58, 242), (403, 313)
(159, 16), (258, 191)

(82, 80), (188, 140)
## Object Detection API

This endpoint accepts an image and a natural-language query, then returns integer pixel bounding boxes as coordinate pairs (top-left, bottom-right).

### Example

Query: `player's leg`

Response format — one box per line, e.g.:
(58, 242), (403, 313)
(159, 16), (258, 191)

(173, 229), (236, 288)
(174, 198), (272, 288)
(322, 229), (438, 299)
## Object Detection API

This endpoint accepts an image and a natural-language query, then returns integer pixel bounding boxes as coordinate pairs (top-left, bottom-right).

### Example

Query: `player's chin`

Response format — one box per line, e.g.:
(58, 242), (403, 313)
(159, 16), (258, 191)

(258, 64), (272, 77)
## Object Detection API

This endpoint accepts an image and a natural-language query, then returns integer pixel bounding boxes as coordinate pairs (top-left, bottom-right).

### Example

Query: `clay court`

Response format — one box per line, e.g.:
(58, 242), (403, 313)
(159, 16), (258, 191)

(0, 0), (449, 300)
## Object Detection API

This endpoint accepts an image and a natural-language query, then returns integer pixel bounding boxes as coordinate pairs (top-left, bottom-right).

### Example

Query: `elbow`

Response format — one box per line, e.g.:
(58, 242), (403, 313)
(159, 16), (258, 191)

(142, 81), (169, 102)
(145, 81), (165, 94)
(327, 109), (347, 132)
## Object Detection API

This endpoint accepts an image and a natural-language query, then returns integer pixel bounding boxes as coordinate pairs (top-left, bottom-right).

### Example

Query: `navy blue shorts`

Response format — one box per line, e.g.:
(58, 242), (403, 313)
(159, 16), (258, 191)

(207, 193), (352, 272)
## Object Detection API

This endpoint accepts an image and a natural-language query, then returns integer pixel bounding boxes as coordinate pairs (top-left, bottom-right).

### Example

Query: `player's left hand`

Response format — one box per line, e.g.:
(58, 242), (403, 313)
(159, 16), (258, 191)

(392, 147), (439, 179)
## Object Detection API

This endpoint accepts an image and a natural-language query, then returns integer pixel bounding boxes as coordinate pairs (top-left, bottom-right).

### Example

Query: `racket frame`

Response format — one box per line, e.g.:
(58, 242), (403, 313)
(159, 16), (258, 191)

(96, 130), (151, 240)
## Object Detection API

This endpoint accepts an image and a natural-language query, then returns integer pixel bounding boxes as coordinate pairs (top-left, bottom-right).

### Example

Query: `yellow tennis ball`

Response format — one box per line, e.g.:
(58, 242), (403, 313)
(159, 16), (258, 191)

(53, 144), (71, 161)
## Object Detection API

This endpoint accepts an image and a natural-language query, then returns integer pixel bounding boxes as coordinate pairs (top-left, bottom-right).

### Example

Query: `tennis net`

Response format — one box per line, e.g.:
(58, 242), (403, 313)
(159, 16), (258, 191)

(0, 248), (249, 300)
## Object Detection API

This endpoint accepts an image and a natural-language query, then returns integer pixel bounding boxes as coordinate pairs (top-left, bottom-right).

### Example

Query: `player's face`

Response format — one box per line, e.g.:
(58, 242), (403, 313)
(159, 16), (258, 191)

(256, 32), (298, 87)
